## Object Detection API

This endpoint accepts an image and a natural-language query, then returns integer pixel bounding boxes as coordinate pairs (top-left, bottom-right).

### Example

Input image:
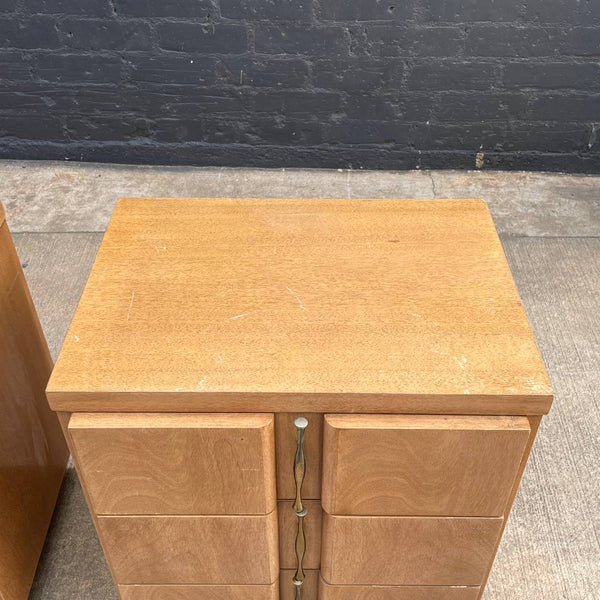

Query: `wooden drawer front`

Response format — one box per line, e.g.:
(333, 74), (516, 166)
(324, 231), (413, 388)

(119, 582), (279, 600)
(319, 577), (480, 600)
(69, 413), (276, 515)
(280, 570), (319, 600)
(275, 413), (322, 499)
(97, 514), (278, 585)
(278, 500), (322, 569)
(321, 514), (502, 586)
(323, 414), (530, 516)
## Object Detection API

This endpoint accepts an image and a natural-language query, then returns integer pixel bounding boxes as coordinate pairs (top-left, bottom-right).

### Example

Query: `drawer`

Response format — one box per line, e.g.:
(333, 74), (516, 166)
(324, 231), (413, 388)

(321, 514), (502, 586)
(275, 413), (322, 499)
(323, 414), (529, 516)
(280, 570), (319, 600)
(318, 577), (480, 600)
(118, 582), (279, 600)
(69, 413), (276, 515)
(97, 514), (278, 585)
(278, 500), (322, 569)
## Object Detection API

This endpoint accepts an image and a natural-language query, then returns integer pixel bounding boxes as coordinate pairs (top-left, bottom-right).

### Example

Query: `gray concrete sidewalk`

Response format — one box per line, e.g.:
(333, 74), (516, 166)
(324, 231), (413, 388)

(2, 160), (599, 600)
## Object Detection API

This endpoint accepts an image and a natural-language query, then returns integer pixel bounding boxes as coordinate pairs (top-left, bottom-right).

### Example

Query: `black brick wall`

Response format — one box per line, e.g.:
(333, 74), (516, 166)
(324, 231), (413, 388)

(0, 0), (599, 171)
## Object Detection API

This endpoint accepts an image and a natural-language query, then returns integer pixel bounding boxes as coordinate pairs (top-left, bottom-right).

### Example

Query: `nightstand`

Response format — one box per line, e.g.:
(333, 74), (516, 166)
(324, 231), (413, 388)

(47, 197), (552, 600)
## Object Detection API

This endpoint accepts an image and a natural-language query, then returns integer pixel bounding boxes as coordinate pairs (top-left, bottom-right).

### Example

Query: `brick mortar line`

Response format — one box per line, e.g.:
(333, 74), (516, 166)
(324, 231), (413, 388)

(0, 1), (598, 169)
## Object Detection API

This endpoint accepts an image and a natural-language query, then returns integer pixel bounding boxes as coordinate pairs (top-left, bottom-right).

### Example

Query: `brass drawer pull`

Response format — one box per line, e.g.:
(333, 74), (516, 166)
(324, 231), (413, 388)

(293, 416), (308, 598)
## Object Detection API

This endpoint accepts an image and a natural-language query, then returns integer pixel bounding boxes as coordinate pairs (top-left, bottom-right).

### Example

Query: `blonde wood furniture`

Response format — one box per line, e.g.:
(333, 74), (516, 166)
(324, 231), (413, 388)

(47, 198), (552, 600)
(0, 202), (69, 600)
(68, 412), (277, 515)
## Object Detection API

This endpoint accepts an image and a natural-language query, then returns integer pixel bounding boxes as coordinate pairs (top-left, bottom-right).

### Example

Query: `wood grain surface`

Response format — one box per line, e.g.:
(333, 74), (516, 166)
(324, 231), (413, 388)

(322, 414), (530, 516)
(475, 415), (541, 600)
(0, 216), (68, 600)
(97, 513), (279, 585)
(279, 569), (319, 600)
(318, 578), (480, 600)
(55, 411), (123, 591)
(321, 514), (503, 586)
(275, 413), (322, 499)
(47, 197), (552, 415)
(68, 413), (276, 515)
(13, 214), (596, 600)
(277, 500), (322, 569)
(118, 582), (279, 600)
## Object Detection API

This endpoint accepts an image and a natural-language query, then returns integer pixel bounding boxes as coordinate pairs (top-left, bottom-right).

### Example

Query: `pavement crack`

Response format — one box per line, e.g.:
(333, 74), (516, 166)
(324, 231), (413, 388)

(428, 171), (438, 197)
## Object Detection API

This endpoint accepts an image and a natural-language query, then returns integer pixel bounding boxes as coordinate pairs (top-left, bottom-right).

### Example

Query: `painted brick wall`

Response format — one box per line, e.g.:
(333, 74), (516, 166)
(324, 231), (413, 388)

(0, 0), (599, 171)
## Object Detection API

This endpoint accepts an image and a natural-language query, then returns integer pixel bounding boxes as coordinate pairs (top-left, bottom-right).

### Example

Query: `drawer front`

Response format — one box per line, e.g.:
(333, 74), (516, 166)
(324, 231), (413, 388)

(323, 414), (530, 516)
(118, 582), (279, 600)
(278, 499), (322, 569)
(321, 514), (502, 586)
(319, 577), (480, 600)
(280, 570), (319, 600)
(97, 514), (279, 585)
(275, 413), (323, 499)
(69, 413), (276, 515)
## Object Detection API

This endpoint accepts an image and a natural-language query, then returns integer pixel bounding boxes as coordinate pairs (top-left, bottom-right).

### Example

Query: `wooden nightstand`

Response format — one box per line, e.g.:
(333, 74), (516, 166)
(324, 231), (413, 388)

(1, 202), (68, 600)
(47, 198), (552, 600)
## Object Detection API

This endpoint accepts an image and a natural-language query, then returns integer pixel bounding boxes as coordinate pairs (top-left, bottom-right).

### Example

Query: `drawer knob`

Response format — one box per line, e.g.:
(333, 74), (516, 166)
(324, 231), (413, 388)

(292, 417), (309, 598)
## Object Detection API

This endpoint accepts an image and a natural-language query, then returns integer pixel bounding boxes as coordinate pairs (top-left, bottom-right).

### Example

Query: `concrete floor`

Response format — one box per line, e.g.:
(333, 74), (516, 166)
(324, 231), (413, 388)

(2, 160), (598, 600)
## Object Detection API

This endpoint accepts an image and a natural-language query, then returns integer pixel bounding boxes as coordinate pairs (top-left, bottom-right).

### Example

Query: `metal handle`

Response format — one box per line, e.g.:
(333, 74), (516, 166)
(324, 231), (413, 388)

(292, 417), (308, 599)
(293, 416), (307, 513)
(293, 510), (306, 583)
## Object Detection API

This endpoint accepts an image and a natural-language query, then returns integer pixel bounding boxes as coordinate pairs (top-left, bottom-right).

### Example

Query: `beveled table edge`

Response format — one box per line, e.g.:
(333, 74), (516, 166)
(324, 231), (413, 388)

(46, 390), (553, 415)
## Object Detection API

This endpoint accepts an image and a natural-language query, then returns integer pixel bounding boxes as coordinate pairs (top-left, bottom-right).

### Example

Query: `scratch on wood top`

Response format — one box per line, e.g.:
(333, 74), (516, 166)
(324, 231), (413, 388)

(126, 291), (135, 321)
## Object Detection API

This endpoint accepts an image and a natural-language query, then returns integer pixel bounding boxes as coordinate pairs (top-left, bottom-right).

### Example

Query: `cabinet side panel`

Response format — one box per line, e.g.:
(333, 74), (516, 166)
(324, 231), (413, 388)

(0, 221), (68, 600)
(476, 415), (543, 600)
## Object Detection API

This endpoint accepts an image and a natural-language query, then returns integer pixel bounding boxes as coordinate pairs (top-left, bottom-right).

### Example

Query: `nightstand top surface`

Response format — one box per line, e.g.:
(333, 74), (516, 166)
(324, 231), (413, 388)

(47, 198), (551, 414)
